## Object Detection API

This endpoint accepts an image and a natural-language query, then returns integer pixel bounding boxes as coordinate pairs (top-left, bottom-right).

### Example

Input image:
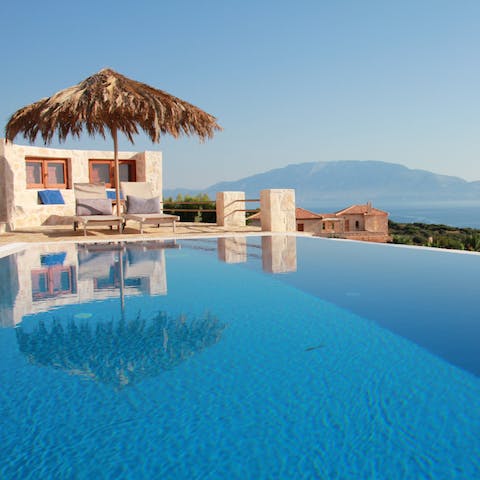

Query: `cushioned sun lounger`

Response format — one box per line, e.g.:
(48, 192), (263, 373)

(121, 182), (179, 234)
(73, 183), (124, 236)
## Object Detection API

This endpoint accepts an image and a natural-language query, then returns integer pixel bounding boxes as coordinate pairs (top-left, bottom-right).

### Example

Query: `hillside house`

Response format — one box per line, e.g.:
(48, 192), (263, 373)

(311, 203), (390, 242)
(249, 203), (390, 242)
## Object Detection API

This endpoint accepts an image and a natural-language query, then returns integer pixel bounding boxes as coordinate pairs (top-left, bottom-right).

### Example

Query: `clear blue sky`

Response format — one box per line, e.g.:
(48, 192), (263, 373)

(2, 0), (479, 188)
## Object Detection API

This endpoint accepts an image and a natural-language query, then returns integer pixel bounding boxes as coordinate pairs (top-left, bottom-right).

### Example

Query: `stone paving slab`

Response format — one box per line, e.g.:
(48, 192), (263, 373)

(0, 223), (263, 245)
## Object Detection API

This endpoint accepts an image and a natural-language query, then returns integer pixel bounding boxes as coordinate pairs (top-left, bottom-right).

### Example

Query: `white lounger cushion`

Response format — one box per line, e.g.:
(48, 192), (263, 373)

(126, 195), (162, 214)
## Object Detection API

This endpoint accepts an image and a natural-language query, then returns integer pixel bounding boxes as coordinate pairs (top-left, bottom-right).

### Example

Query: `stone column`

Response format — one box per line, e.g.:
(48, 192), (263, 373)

(217, 237), (247, 263)
(216, 191), (246, 227)
(262, 236), (297, 273)
(260, 189), (296, 232)
(141, 150), (163, 198)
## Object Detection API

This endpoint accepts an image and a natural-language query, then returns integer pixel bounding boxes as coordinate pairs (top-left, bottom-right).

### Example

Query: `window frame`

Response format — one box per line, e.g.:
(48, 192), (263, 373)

(26, 157), (68, 189)
(31, 265), (77, 300)
(88, 159), (136, 187)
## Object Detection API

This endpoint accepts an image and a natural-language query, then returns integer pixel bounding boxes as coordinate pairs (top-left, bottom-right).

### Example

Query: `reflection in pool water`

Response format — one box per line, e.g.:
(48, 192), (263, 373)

(16, 311), (224, 388)
(0, 236), (479, 479)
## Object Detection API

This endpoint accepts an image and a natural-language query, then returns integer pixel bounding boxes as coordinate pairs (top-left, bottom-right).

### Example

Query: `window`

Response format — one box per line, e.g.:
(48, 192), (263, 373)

(355, 220), (360, 230)
(89, 159), (136, 187)
(26, 157), (68, 189)
(31, 266), (77, 300)
(297, 223), (304, 232)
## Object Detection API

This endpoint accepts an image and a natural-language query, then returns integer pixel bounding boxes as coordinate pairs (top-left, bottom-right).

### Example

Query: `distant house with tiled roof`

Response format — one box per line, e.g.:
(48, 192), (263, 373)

(295, 207), (323, 231)
(296, 202), (390, 242)
(314, 202), (390, 242)
(249, 207), (324, 231)
(249, 203), (390, 242)
(332, 203), (389, 239)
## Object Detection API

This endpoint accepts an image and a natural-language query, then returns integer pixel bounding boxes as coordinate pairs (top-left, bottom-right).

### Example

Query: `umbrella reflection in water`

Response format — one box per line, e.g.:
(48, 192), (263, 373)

(16, 310), (225, 389)
(16, 241), (225, 388)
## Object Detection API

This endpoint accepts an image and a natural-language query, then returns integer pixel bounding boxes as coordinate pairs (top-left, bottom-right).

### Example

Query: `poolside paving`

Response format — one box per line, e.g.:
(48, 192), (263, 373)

(0, 222), (265, 245)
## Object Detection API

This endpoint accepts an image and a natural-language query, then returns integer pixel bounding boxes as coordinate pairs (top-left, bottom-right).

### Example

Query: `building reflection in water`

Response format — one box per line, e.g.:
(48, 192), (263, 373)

(0, 253), (20, 327)
(1, 235), (296, 386)
(217, 237), (247, 264)
(78, 241), (172, 296)
(217, 235), (297, 273)
(0, 235), (297, 329)
(261, 236), (297, 273)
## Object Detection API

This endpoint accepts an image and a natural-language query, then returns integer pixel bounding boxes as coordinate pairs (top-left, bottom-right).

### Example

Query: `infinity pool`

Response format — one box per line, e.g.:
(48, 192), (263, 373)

(0, 236), (479, 479)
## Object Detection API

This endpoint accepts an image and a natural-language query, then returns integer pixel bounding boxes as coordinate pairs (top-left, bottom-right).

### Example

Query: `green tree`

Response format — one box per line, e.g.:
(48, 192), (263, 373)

(163, 194), (216, 223)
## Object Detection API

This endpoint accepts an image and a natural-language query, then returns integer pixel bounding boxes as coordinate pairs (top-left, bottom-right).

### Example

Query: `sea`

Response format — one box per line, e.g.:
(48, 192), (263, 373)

(302, 202), (480, 229)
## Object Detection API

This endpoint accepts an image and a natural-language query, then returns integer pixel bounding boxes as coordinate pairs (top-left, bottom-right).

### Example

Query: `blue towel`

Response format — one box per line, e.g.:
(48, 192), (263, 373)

(38, 190), (65, 205)
(106, 190), (124, 200)
(40, 252), (67, 266)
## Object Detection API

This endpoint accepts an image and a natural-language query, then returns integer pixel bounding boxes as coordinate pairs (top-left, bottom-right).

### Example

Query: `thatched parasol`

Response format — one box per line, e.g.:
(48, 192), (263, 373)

(5, 68), (222, 213)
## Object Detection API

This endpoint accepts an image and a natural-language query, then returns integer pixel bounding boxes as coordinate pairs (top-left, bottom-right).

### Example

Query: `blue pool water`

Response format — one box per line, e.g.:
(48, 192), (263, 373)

(0, 236), (479, 479)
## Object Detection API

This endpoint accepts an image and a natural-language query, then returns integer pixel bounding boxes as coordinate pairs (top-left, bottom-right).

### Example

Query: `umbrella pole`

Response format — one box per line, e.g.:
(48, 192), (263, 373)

(112, 128), (122, 217)
(118, 247), (125, 316)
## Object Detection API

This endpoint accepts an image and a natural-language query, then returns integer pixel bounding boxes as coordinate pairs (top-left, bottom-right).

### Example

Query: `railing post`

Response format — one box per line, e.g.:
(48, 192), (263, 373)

(260, 189), (296, 232)
(216, 191), (246, 227)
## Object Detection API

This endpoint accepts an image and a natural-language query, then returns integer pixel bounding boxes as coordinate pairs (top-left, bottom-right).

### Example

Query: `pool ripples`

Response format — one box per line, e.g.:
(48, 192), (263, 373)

(1, 237), (479, 479)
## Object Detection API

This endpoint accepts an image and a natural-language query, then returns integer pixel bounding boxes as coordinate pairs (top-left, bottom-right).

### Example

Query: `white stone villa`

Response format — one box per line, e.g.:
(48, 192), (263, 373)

(0, 139), (163, 230)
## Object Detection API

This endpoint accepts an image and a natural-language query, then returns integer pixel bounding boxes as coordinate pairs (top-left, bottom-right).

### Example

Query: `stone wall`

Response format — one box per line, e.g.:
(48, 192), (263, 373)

(0, 139), (162, 229)
(364, 213), (388, 233)
(343, 214), (365, 231)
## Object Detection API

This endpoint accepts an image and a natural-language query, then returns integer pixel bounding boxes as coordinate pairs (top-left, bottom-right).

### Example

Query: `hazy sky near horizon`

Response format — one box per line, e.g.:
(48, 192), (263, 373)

(2, 0), (480, 188)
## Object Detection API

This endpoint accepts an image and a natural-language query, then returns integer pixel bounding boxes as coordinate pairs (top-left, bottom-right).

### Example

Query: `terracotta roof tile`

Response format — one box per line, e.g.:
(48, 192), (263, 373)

(335, 204), (388, 216)
(295, 207), (324, 219)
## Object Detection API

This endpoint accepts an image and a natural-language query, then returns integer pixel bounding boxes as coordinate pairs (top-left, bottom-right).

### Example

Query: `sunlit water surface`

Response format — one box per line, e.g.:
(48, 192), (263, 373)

(0, 236), (479, 479)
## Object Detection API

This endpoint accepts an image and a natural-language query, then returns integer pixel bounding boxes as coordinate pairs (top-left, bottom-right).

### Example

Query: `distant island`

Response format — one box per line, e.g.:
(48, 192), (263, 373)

(165, 160), (480, 228)
(167, 160), (480, 203)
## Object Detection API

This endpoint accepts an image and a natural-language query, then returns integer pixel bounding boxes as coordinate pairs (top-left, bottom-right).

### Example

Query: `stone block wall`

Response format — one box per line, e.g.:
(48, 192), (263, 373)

(364, 213), (388, 233)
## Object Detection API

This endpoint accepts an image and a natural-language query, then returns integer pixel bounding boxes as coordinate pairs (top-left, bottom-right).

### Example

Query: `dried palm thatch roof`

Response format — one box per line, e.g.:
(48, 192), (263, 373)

(5, 68), (222, 144)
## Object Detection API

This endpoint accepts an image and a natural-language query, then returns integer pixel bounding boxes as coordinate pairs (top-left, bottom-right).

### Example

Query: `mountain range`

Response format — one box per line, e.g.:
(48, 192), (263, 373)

(165, 160), (480, 206)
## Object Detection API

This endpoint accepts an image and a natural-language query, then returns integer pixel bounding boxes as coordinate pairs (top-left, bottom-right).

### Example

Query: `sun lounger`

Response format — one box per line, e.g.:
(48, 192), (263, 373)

(121, 182), (179, 234)
(73, 183), (124, 236)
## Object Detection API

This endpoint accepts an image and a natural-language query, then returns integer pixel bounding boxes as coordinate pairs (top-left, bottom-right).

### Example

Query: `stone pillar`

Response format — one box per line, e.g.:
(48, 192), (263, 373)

(260, 189), (296, 232)
(217, 237), (247, 263)
(140, 151), (163, 198)
(216, 191), (246, 227)
(262, 236), (297, 273)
